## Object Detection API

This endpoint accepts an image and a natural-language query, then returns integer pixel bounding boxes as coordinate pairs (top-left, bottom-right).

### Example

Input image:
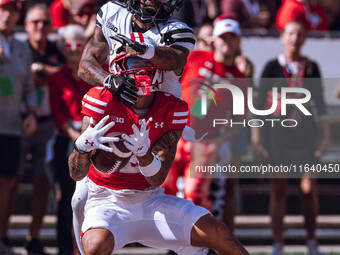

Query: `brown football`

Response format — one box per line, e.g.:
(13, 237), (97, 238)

(90, 132), (132, 174)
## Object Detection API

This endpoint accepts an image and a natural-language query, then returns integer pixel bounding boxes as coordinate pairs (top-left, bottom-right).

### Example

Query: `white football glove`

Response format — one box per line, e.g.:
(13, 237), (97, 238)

(74, 115), (119, 153)
(122, 118), (152, 157)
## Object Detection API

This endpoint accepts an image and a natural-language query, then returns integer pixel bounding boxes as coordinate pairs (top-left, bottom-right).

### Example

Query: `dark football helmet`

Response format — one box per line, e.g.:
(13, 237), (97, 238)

(126, 0), (183, 25)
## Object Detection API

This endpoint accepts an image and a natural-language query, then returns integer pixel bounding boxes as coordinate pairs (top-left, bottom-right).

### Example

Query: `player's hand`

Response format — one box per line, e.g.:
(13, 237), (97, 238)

(122, 118), (152, 157)
(103, 75), (138, 105)
(74, 116), (119, 153)
(110, 33), (155, 59)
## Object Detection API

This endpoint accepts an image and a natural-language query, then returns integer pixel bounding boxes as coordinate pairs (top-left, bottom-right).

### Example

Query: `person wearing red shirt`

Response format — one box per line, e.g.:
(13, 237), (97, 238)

(49, 24), (92, 255)
(163, 18), (250, 222)
(276, 0), (328, 31)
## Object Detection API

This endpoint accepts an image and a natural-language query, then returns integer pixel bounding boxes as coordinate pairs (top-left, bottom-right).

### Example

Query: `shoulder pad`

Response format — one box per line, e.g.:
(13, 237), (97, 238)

(161, 28), (196, 45)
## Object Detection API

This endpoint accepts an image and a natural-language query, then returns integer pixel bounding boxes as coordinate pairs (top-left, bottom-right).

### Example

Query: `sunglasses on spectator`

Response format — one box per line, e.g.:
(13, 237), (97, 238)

(30, 20), (51, 26)
(63, 40), (85, 50)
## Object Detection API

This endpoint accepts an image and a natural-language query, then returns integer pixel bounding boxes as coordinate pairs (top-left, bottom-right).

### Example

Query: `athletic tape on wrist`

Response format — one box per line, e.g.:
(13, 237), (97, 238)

(73, 139), (88, 154)
(139, 153), (161, 177)
(140, 44), (155, 59)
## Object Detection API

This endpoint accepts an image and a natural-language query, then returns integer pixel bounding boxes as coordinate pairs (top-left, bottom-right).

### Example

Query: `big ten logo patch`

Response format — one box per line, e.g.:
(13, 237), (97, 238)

(106, 22), (118, 33)
(111, 116), (124, 123)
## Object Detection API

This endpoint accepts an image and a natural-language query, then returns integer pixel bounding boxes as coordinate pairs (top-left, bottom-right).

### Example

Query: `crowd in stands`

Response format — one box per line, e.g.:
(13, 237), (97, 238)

(0, 0), (339, 255)
(9, 0), (340, 32)
(172, 0), (340, 31)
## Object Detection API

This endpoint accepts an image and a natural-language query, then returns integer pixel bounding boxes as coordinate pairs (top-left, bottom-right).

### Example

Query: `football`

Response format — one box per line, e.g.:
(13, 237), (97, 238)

(90, 132), (132, 174)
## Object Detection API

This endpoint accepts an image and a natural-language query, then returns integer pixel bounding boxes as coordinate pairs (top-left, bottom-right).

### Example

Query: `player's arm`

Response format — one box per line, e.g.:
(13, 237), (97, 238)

(79, 27), (138, 104)
(68, 115), (118, 181)
(151, 45), (189, 75)
(68, 116), (92, 181)
(78, 26), (110, 86)
(139, 130), (182, 186)
(112, 33), (190, 75)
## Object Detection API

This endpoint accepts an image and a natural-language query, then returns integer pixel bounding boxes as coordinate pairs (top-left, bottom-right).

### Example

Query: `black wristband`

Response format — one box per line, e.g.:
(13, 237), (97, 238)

(73, 139), (88, 154)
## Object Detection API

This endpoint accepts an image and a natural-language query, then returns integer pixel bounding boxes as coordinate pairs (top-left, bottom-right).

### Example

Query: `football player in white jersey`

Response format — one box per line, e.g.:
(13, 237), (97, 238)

(69, 52), (249, 255)
(78, 0), (195, 100)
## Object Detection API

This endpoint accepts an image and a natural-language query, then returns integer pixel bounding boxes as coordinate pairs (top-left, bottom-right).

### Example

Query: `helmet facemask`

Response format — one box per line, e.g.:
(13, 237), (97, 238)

(128, 0), (183, 25)
(114, 55), (164, 96)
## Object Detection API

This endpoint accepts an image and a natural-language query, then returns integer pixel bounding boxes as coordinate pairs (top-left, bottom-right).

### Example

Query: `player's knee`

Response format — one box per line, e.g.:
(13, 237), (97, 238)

(82, 236), (111, 255)
(83, 241), (102, 255)
(211, 223), (246, 254)
(212, 222), (232, 242)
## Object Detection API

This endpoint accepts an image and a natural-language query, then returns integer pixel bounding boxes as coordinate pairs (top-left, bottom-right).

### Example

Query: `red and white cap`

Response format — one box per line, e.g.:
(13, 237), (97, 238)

(213, 17), (241, 37)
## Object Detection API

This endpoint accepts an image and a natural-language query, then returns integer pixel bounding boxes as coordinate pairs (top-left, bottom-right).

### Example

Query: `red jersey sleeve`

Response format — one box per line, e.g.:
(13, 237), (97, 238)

(81, 87), (113, 122)
(164, 96), (189, 133)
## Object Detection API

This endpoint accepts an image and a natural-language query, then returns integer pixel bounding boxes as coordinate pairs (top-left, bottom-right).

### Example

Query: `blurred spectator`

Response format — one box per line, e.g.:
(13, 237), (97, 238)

(194, 18), (254, 232)
(49, 24), (92, 255)
(50, 0), (98, 40)
(220, 0), (276, 29)
(195, 22), (214, 50)
(320, 0), (340, 30)
(172, 0), (218, 27)
(224, 49), (254, 234)
(162, 21), (214, 206)
(163, 18), (250, 221)
(0, 0), (37, 254)
(276, 0), (328, 31)
(18, 4), (65, 255)
(251, 20), (330, 255)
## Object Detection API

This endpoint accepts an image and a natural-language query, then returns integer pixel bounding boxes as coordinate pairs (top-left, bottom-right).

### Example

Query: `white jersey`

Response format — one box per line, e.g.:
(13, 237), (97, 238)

(96, 2), (196, 97)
